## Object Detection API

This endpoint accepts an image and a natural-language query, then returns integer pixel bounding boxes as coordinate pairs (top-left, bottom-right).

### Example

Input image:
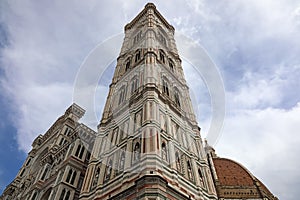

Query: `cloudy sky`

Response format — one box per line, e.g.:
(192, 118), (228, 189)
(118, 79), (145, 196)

(1, 0), (300, 199)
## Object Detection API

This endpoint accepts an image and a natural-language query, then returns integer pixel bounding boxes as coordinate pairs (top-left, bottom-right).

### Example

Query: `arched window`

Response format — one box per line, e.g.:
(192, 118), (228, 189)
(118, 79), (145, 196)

(133, 142), (140, 162)
(59, 138), (65, 146)
(134, 111), (142, 130)
(75, 144), (84, 159)
(175, 152), (181, 172)
(161, 142), (168, 161)
(162, 79), (169, 96)
(65, 191), (70, 200)
(105, 159), (113, 181)
(111, 127), (118, 146)
(59, 189), (66, 200)
(92, 167), (100, 188)
(59, 188), (70, 200)
(75, 144), (81, 157)
(41, 166), (49, 180)
(198, 168), (206, 188)
(125, 58), (131, 71)
(135, 50), (141, 62)
(66, 169), (73, 183)
(63, 127), (71, 135)
(31, 191), (38, 200)
(174, 89), (181, 107)
(79, 146), (85, 159)
(118, 86), (126, 105)
(66, 168), (77, 185)
(70, 171), (77, 185)
(26, 158), (32, 166)
(198, 168), (203, 179)
(158, 32), (167, 46)
(159, 50), (165, 63)
(134, 31), (142, 44)
(131, 76), (138, 94)
(169, 59), (174, 72)
(20, 168), (25, 177)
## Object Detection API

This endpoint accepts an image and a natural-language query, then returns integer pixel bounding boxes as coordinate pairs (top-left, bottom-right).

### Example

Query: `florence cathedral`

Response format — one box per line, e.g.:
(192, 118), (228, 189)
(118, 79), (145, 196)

(1, 3), (278, 200)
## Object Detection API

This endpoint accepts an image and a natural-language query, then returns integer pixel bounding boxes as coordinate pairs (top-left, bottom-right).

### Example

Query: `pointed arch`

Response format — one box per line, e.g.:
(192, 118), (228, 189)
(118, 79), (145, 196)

(92, 166), (101, 188)
(159, 49), (166, 63)
(125, 57), (131, 71)
(105, 159), (113, 181)
(162, 77), (169, 96)
(173, 87), (181, 107)
(168, 58), (174, 72)
(131, 75), (139, 94)
(118, 85), (126, 105)
(133, 142), (141, 162)
(161, 142), (168, 161)
(135, 49), (141, 62)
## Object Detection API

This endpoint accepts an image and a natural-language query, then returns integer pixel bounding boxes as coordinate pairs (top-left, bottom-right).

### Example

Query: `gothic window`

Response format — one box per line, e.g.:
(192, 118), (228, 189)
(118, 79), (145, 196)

(133, 31), (142, 44)
(59, 138), (64, 146)
(41, 166), (49, 180)
(59, 189), (70, 200)
(70, 171), (77, 185)
(111, 127), (118, 146)
(26, 158), (32, 166)
(92, 167), (100, 188)
(31, 191), (38, 200)
(105, 159), (113, 181)
(169, 59), (174, 72)
(162, 79), (169, 96)
(187, 160), (193, 181)
(172, 122), (179, 140)
(75, 144), (85, 159)
(118, 86), (126, 105)
(66, 169), (72, 183)
(175, 152), (181, 172)
(63, 127), (71, 136)
(135, 50), (141, 62)
(158, 32), (167, 46)
(120, 120), (129, 140)
(160, 112), (166, 131)
(125, 58), (131, 71)
(161, 142), (168, 161)
(134, 110), (142, 130)
(174, 89), (181, 107)
(198, 168), (203, 179)
(66, 168), (77, 185)
(131, 76), (138, 94)
(159, 50), (165, 63)
(133, 142), (141, 162)
(198, 168), (205, 188)
(20, 168), (25, 177)
(86, 151), (91, 162)
(65, 191), (70, 200)
(118, 152), (125, 173)
(59, 189), (65, 200)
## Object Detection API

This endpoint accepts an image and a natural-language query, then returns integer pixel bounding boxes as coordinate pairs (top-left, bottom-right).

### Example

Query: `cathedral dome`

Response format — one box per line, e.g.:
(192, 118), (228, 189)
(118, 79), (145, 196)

(212, 157), (278, 200)
(213, 158), (255, 186)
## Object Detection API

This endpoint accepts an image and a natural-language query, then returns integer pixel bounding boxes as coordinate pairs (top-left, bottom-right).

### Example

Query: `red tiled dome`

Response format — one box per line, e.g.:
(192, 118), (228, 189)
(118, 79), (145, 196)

(213, 158), (255, 186)
(211, 157), (277, 200)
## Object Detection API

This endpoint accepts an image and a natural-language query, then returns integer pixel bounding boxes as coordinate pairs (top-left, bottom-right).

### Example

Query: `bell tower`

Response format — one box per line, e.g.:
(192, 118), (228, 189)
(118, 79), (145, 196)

(80, 3), (217, 200)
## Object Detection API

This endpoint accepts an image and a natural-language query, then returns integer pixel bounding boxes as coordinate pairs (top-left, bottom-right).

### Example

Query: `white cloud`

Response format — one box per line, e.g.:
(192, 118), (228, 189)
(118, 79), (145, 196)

(216, 103), (300, 200)
(1, 0), (300, 199)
